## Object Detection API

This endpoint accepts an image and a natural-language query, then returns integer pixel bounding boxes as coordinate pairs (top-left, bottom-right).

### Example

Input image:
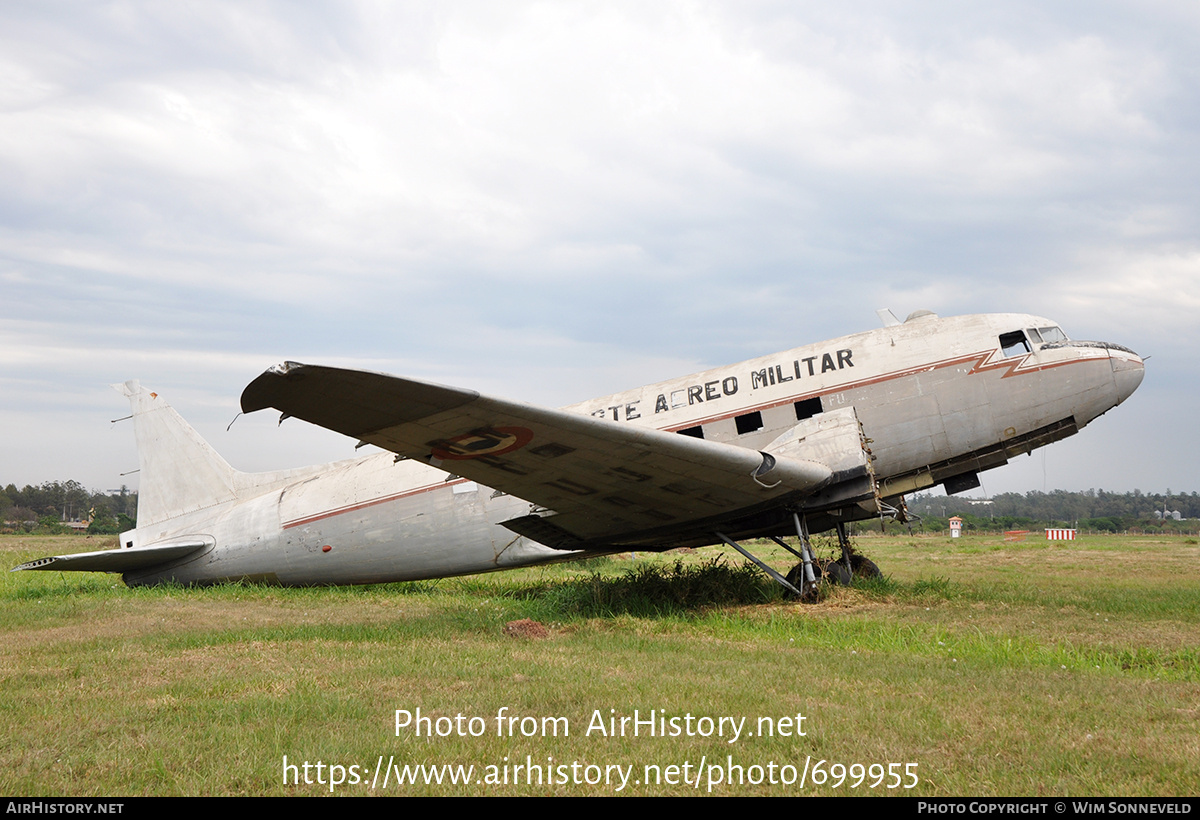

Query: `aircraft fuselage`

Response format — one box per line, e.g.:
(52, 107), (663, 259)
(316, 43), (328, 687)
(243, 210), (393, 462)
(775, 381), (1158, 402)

(105, 312), (1143, 586)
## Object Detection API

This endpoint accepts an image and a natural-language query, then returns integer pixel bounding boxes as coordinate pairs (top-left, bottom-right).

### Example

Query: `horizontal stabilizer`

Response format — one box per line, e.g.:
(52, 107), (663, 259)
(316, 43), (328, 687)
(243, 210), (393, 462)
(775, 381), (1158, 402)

(11, 536), (214, 575)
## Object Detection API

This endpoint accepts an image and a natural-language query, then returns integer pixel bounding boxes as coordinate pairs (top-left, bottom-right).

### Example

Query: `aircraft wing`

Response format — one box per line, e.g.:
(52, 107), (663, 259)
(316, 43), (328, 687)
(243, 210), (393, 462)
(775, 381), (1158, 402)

(11, 536), (214, 574)
(241, 363), (868, 550)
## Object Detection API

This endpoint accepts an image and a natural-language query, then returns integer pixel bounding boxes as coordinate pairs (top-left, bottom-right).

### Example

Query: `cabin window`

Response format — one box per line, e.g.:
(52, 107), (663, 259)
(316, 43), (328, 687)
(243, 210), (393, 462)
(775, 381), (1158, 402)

(999, 331), (1031, 357)
(677, 425), (704, 439)
(794, 397), (822, 421)
(735, 411), (764, 435)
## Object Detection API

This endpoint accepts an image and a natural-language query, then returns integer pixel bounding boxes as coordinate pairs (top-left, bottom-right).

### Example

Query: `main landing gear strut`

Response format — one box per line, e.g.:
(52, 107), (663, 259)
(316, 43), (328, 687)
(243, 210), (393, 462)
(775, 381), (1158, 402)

(713, 514), (878, 603)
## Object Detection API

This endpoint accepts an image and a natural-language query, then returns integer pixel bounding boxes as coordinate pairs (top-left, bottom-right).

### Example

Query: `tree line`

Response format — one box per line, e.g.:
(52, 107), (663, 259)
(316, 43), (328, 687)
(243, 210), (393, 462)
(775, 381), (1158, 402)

(1, 481), (137, 534)
(4, 481), (1197, 537)
(909, 488), (1200, 534)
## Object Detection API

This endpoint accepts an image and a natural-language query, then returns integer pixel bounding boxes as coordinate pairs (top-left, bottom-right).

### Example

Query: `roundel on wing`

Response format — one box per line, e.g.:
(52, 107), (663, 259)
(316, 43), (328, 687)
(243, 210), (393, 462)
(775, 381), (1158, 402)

(431, 427), (534, 460)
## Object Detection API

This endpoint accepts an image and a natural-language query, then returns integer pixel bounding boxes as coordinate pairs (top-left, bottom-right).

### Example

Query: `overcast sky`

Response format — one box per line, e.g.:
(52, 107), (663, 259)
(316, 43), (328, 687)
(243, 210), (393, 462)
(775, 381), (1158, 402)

(2, 1), (1197, 500)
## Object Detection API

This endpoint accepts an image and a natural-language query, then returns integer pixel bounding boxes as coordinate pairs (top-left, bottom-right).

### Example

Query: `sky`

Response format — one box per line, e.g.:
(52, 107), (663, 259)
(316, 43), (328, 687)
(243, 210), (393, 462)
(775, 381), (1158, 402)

(2, 1), (1197, 500)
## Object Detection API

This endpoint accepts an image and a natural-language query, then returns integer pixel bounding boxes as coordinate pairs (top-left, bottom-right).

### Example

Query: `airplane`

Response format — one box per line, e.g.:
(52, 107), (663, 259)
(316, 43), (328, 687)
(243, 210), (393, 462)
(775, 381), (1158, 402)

(14, 310), (1144, 599)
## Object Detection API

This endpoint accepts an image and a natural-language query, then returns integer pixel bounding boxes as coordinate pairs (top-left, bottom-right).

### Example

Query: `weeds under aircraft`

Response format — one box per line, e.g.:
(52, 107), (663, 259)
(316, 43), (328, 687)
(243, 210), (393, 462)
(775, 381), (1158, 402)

(15, 310), (1144, 598)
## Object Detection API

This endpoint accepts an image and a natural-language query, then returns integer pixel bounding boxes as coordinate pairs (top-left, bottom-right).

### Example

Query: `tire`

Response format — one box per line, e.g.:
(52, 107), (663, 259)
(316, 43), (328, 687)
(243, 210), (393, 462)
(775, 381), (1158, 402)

(822, 560), (851, 586)
(785, 562), (821, 602)
(850, 555), (882, 579)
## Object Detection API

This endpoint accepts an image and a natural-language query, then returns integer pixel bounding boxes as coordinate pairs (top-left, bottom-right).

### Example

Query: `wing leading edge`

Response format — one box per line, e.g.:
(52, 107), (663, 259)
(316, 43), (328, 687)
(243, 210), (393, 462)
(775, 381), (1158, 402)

(241, 362), (872, 549)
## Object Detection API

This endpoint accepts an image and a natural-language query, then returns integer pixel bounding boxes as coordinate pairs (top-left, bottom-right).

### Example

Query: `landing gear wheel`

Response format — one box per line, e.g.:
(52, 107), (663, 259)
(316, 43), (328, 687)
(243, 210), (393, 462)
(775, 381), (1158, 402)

(785, 563), (821, 602)
(850, 554), (882, 579)
(822, 560), (851, 586)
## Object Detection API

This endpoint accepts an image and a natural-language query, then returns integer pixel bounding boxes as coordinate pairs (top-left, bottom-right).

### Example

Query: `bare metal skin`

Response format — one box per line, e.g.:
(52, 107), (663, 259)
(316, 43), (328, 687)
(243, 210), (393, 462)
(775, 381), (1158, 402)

(15, 311), (1142, 587)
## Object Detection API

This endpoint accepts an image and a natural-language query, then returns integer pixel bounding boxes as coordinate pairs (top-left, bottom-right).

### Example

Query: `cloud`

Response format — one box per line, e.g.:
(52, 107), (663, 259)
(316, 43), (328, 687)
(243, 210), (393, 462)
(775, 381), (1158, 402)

(1, 2), (1196, 494)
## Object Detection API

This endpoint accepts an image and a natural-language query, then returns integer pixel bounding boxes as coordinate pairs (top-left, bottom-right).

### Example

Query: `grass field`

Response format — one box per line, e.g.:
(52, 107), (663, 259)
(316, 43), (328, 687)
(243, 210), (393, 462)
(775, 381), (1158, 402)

(1, 531), (1196, 796)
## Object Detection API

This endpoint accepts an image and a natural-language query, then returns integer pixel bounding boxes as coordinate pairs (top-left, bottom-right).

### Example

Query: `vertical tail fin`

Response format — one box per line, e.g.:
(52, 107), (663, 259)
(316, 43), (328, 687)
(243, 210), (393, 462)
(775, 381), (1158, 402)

(115, 380), (238, 527)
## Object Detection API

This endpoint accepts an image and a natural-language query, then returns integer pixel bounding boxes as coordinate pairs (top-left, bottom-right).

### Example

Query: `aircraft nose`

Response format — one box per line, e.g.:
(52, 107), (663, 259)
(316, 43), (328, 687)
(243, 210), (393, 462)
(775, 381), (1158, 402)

(1109, 347), (1145, 404)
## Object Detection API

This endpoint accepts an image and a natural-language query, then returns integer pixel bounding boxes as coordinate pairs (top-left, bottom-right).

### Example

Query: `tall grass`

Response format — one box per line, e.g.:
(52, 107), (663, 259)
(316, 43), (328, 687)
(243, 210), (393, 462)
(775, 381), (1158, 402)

(530, 557), (779, 616)
(2, 533), (1197, 796)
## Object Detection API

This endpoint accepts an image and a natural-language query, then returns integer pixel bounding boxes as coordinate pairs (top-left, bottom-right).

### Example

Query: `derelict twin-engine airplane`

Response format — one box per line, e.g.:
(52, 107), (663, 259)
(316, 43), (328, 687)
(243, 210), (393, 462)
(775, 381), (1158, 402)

(15, 310), (1144, 597)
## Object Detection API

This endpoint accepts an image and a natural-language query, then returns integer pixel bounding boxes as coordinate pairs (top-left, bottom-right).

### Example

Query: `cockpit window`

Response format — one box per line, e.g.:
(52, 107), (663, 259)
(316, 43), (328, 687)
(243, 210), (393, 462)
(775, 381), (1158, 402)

(1026, 328), (1043, 344)
(999, 331), (1031, 357)
(1037, 326), (1067, 343)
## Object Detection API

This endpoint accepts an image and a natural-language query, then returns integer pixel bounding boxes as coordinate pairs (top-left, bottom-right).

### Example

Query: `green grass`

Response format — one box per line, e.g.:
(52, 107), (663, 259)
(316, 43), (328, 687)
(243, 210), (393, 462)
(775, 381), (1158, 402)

(1, 532), (1197, 796)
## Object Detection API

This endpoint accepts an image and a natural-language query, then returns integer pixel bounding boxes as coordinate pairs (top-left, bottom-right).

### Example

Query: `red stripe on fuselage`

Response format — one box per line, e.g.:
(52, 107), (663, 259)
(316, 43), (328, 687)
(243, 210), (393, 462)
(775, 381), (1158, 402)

(281, 350), (1101, 529)
(662, 349), (1095, 431)
(282, 477), (471, 529)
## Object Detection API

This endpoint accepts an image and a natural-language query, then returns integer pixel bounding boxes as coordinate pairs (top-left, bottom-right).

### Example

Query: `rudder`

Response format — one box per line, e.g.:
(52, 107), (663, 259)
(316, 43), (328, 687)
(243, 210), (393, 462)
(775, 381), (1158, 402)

(115, 380), (237, 527)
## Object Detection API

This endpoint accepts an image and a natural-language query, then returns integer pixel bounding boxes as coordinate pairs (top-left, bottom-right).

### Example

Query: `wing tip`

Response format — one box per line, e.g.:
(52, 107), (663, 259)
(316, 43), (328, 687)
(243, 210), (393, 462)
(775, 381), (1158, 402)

(241, 361), (310, 413)
(268, 361), (307, 375)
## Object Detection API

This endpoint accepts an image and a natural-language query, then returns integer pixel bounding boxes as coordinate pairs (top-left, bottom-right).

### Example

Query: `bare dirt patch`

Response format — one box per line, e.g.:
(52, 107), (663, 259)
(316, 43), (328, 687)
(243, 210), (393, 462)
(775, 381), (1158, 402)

(503, 618), (549, 639)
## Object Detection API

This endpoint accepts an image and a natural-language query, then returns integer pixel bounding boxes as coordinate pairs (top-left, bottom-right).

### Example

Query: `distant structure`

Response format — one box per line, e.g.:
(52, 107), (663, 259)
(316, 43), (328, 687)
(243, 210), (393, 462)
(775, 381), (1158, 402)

(949, 516), (963, 538)
(1046, 528), (1076, 540)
